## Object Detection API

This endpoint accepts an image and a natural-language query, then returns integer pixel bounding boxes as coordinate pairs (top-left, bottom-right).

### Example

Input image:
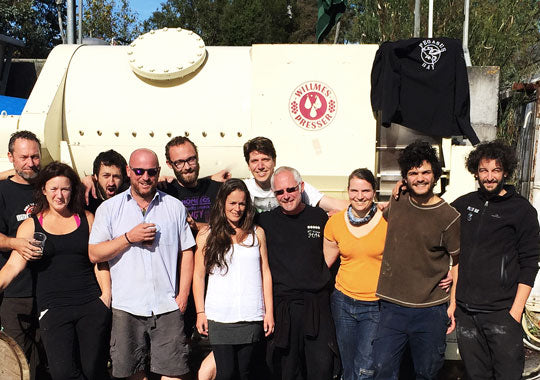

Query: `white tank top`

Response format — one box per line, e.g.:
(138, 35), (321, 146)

(205, 232), (265, 323)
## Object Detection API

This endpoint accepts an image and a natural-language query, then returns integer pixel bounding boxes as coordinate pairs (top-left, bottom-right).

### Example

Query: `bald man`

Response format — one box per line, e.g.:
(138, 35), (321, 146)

(89, 149), (195, 380)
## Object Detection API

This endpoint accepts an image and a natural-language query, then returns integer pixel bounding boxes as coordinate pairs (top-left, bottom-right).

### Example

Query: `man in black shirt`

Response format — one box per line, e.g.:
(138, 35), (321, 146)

(258, 166), (337, 380)
(0, 131), (43, 380)
(164, 136), (221, 234)
(452, 141), (540, 379)
(86, 149), (128, 214)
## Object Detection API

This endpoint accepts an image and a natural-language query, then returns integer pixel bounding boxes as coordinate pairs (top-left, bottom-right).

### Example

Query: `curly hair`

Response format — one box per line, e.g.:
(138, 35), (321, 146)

(243, 136), (276, 163)
(465, 140), (517, 177)
(398, 140), (442, 181)
(33, 161), (85, 216)
(204, 178), (256, 274)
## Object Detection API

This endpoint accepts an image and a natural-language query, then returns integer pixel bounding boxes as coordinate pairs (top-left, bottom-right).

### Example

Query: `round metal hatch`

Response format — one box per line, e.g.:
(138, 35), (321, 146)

(127, 28), (206, 80)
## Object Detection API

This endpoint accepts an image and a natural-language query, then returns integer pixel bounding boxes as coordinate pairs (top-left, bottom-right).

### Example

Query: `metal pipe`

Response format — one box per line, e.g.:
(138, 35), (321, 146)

(414, 0), (421, 38)
(462, 0), (472, 66)
(66, 0), (75, 44)
(78, 0), (83, 43)
(333, 21), (341, 44)
(428, 0), (434, 38)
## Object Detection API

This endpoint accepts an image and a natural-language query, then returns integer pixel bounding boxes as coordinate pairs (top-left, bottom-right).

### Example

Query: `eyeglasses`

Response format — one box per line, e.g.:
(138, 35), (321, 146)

(130, 167), (160, 177)
(169, 156), (197, 170)
(274, 184), (300, 196)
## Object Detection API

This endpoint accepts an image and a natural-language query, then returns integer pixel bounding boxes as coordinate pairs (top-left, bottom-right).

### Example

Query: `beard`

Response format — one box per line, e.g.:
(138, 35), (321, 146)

(174, 164), (200, 187)
(17, 166), (39, 181)
(478, 178), (505, 197)
(96, 182), (118, 200)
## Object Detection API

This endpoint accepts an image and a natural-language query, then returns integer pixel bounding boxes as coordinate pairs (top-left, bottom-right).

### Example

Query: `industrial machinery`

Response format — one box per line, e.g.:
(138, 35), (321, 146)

(0, 27), (479, 202)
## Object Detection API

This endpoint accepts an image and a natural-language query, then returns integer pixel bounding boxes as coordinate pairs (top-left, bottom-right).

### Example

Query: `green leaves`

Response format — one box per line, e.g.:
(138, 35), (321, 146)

(83, 0), (141, 44)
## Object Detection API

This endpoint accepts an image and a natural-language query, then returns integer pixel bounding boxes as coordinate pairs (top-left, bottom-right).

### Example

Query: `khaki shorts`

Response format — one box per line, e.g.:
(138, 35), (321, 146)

(110, 308), (189, 378)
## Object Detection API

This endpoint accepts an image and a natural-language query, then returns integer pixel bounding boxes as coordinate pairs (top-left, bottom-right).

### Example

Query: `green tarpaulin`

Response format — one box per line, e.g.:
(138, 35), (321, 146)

(316, 0), (346, 43)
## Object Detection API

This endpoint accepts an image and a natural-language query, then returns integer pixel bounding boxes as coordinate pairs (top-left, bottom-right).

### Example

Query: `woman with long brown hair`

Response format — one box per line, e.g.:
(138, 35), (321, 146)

(193, 178), (273, 380)
(0, 162), (110, 380)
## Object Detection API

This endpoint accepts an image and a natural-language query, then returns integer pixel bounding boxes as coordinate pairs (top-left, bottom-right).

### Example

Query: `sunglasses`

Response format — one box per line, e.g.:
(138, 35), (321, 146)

(130, 167), (160, 177)
(274, 184), (300, 196)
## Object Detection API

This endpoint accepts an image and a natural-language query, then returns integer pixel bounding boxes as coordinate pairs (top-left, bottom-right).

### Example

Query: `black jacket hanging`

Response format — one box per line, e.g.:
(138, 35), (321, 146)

(371, 37), (480, 145)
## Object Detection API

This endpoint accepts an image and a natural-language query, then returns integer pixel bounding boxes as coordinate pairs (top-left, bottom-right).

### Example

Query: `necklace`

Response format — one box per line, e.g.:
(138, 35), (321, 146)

(347, 203), (377, 226)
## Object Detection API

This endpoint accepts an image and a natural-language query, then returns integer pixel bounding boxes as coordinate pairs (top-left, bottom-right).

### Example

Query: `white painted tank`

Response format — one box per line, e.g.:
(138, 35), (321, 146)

(13, 28), (379, 194)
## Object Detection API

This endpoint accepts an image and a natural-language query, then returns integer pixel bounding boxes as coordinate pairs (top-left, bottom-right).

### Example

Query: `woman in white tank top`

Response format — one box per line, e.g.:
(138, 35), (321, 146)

(193, 179), (274, 380)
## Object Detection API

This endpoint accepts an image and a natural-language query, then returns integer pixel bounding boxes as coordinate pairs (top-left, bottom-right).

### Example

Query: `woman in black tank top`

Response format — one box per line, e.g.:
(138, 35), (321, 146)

(0, 162), (111, 380)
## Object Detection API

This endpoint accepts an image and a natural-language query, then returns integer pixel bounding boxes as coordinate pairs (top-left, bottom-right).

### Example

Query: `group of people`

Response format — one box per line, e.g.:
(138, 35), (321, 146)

(0, 130), (538, 380)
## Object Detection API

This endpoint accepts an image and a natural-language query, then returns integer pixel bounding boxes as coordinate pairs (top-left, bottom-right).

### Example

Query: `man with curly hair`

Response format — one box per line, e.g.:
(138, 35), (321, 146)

(373, 140), (460, 380)
(451, 140), (540, 380)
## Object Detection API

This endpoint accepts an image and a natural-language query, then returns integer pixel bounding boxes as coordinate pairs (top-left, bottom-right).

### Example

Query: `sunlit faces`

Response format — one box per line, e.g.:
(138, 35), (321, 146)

(406, 160), (436, 197)
(42, 176), (72, 212)
(273, 170), (304, 215)
(166, 143), (200, 187)
(8, 138), (41, 182)
(128, 150), (160, 199)
(225, 189), (247, 226)
(348, 178), (375, 216)
(95, 164), (123, 199)
(477, 158), (506, 195)
(248, 151), (276, 186)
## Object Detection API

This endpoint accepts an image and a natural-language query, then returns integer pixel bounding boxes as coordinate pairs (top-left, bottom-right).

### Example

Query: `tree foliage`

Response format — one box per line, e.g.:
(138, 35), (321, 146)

(343, 0), (540, 87)
(83, 0), (140, 43)
(0, 0), (63, 58)
(2, 0), (539, 90)
(144, 0), (304, 45)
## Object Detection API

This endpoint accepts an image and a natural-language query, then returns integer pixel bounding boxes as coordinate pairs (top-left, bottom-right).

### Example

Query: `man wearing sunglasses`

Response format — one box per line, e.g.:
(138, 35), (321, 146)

(243, 137), (348, 213)
(89, 148), (195, 380)
(258, 166), (338, 380)
(163, 136), (222, 234)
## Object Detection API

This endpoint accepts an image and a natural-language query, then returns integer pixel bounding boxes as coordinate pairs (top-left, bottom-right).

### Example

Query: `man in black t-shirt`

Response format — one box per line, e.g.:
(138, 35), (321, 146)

(164, 136), (221, 234)
(258, 166), (337, 380)
(0, 131), (43, 380)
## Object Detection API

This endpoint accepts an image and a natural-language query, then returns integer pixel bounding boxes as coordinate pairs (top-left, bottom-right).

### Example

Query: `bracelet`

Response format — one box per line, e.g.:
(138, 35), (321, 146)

(196, 311), (205, 314)
(124, 232), (133, 245)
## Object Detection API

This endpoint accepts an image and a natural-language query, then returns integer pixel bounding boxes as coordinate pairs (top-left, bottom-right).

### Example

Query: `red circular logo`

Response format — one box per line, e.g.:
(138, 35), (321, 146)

(289, 81), (337, 131)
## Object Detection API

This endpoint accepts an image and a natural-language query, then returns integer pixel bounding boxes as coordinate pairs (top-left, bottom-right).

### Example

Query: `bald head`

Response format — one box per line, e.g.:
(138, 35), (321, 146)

(128, 148), (161, 201)
(129, 148), (159, 168)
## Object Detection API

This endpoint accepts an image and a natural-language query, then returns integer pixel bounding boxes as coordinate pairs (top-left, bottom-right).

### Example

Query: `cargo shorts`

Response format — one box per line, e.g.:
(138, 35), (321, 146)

(110, 308), (189, 378)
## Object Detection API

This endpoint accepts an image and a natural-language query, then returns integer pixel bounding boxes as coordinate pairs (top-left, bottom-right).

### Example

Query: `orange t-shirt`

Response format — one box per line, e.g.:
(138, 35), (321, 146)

(324, 209), (387, 301)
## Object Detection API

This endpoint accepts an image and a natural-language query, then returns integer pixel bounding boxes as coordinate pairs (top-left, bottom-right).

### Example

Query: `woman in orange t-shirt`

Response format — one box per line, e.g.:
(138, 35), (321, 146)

(323, 168), (386, 380)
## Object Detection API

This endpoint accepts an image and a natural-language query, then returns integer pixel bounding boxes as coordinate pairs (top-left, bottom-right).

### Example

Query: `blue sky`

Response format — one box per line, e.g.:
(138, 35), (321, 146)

(130, 0), (163, 22)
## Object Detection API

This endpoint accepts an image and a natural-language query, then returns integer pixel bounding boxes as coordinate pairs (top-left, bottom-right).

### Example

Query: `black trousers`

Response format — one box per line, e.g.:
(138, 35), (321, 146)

(39, 298), (111, 380)
(213, 343), (256, 380)
(455, 306), (524, 380)
(0, 296), (43, 380)
(274, 301), (334, 380)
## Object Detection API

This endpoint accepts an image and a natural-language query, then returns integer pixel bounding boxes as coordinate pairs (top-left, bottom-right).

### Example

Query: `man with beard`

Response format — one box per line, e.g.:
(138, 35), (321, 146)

(451, 140), (540, 380)
(89, 148), (195, 380)
(0, 131), (43, 380)
(163, 136), (222, 233)
(373, 141), (460, 380)
(86, 149), (128, 214)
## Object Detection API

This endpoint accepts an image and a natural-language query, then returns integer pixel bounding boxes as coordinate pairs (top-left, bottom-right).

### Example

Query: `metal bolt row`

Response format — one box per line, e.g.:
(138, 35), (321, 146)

(78, 131), (243, 138)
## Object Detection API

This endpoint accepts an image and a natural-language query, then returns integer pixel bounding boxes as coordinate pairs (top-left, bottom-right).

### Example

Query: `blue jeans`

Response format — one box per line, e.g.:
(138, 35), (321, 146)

(373, 301), (448, 380)
(331, 289), (379, 380)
